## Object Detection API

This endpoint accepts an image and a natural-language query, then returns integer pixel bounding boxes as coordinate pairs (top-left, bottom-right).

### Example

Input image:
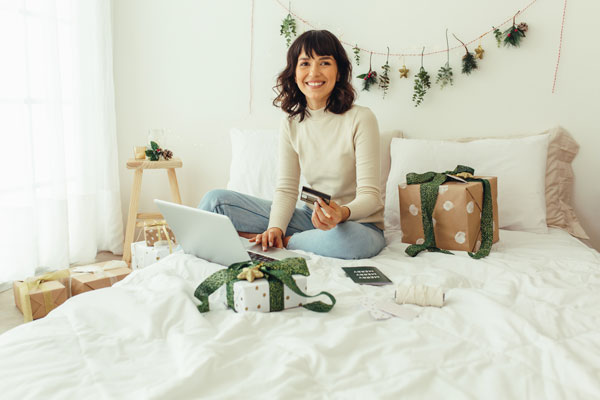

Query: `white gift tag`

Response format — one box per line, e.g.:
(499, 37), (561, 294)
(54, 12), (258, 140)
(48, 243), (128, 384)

(360, 297), (391, 320)
(375, 301), (420, 320)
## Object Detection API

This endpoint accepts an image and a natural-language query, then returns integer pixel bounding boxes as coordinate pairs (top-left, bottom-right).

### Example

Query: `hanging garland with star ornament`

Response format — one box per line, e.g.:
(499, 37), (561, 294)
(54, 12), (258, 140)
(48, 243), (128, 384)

(266, 0), (569, 107)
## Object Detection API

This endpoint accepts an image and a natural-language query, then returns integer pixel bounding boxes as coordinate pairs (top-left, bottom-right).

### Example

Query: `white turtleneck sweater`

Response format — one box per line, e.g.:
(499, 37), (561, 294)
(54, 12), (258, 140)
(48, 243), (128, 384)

(268, 104), (384, 233)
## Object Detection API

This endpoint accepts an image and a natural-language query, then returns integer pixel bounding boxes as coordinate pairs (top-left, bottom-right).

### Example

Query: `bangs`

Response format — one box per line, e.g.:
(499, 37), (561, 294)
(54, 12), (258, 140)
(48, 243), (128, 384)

(298, 30), (341, 59)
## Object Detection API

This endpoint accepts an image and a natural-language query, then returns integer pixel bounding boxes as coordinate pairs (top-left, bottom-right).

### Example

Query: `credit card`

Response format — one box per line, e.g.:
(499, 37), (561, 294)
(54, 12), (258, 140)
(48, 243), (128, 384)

(300, 186), (331, 205)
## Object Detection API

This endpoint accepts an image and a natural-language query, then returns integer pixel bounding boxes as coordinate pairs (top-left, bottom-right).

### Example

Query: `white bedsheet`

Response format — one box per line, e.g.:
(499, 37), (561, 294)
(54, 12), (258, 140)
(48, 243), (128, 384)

(1, 229), (600, 399)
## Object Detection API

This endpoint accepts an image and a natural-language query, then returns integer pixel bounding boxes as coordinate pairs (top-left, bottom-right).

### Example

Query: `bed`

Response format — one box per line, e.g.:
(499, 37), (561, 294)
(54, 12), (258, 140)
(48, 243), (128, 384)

(1, 126), (598, 399)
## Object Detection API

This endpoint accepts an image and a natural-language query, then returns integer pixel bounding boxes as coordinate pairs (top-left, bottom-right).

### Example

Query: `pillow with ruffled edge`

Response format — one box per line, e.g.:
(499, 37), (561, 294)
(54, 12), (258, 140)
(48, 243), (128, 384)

(452, 126), (588, 239)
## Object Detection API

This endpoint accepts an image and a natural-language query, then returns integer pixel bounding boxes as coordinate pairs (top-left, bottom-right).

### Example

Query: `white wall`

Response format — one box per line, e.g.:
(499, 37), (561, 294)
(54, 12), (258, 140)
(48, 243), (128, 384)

(112, 0), (600, 250)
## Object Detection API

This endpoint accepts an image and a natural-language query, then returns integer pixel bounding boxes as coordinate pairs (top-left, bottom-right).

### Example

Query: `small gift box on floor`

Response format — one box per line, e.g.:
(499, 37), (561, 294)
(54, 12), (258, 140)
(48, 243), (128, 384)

(131, 241), (180, 269)
(13, 269), (70, 322)
(70, 261), (131, 296)
(399, 166), (499, 257)
(144, 219), (176, 247)
(195, 258), (336, 314)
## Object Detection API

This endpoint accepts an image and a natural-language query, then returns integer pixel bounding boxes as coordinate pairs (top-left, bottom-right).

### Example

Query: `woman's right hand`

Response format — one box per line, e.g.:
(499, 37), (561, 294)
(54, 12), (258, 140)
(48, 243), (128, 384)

(249, 227), (284, 251)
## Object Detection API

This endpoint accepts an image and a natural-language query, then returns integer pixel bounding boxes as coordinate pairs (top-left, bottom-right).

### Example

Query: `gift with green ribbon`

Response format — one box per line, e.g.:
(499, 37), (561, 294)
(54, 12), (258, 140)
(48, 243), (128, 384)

(194, 257), (336, 313)
(401, 165), (498, 259)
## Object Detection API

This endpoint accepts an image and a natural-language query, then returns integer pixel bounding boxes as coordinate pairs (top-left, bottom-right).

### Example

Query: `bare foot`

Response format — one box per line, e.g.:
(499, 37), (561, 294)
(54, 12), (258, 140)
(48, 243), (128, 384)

(238, 231), (257, 240)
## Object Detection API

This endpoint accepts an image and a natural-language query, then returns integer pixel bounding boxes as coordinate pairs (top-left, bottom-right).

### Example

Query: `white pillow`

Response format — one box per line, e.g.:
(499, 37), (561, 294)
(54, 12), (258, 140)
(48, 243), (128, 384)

(227, 128), (279, 200)
(384, 134), (550, 233)
(227, 128), (402, 205)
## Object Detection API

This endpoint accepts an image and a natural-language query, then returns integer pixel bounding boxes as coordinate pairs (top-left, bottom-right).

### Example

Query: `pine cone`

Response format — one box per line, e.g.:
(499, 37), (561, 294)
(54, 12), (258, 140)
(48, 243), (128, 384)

(162, 149), (173, 160)
(518, 22), (528, 33)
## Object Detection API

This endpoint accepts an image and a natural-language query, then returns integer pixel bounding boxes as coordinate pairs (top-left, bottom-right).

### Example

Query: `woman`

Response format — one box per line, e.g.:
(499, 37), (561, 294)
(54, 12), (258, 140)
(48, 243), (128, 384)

(199, 30), (385, 259)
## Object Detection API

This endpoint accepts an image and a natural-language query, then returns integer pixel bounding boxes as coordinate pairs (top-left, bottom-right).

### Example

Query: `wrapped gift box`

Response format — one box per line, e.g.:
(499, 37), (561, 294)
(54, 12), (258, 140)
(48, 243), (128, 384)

(71, 267), (131, 296)
(13, 280), (68, 321)
(399, 176), (499, 252)
(143, 220), (176, 247)
(131, 241), (181, 269)
(230, 275), (308, 313)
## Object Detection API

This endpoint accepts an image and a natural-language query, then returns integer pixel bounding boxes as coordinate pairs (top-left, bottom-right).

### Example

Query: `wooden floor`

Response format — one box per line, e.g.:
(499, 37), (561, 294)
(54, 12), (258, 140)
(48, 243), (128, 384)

(0, 251), (122, 334)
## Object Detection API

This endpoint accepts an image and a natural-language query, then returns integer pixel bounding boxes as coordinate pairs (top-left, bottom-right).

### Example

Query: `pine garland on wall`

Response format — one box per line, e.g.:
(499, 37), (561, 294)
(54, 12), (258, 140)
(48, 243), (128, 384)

(266, 0), (568, 108)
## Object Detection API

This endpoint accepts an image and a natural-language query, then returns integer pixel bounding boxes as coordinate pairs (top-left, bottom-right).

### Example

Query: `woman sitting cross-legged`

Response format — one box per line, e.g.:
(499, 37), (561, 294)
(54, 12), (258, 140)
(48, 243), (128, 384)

(198, 29), (385, 259)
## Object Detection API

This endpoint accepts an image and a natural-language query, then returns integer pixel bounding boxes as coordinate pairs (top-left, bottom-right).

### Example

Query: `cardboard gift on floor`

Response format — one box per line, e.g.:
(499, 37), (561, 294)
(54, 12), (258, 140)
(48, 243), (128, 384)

(131, 241), (181, 269)
(13, 269), (70, 322)
(70, 262), (132, 296)
(143, 219), (176, 247)
(398, 176), (499, 253)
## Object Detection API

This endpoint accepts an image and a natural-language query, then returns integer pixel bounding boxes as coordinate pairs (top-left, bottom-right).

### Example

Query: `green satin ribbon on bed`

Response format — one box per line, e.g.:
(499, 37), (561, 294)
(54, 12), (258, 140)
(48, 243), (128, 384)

(405, 165), (494, 259)
(194, 257), (336, 313)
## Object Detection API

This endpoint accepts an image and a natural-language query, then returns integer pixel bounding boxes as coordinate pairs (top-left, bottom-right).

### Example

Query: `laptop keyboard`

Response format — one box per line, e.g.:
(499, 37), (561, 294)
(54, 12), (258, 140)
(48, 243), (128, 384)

(247, 251), (277, 263)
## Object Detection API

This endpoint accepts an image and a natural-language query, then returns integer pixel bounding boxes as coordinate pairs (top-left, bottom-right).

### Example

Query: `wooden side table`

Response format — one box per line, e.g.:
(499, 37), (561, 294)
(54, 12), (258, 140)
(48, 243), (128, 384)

(122, 157), (183, 264)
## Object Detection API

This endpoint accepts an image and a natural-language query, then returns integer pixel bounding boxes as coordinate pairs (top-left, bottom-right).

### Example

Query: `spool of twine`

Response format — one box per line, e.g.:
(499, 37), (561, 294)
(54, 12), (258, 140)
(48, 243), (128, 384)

(395, 284), (445, 307)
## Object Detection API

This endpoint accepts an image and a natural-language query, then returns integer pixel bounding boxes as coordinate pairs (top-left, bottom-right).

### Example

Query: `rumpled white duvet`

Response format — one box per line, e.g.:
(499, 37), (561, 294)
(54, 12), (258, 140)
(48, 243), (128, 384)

(1, 229), (600, 399)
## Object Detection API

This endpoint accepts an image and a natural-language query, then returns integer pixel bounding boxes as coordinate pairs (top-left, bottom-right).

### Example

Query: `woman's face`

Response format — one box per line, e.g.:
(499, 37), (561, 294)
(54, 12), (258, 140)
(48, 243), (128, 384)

(295, 50), (338, 110)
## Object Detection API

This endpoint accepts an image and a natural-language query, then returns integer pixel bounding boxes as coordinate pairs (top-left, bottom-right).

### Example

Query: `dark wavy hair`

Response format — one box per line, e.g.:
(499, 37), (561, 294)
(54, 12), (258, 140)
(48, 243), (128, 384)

(273, 30), (356, 122)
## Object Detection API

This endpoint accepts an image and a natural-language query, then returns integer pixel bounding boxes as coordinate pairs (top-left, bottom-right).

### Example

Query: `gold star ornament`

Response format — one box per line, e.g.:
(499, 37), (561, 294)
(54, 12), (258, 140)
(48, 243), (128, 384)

(237, 265), (264, 282)
(399, 65), (409, 78)
(474, 45), (484, 60)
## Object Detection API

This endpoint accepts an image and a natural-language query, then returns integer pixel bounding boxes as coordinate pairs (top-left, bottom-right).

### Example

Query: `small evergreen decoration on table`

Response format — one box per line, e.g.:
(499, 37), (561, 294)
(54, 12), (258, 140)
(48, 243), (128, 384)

(280, 4), (297, 48)
(353, 44), (361, 65)
(357, 52), (378, 91)
(493, 26), (503, 47)
(412, 47), (431, 107)
(504, 11), (528, 47)
(145, 141), (173, 161)
(379, 47), (391, 98)
(453, 33), (478, 75)
(436, 29), (454, 89)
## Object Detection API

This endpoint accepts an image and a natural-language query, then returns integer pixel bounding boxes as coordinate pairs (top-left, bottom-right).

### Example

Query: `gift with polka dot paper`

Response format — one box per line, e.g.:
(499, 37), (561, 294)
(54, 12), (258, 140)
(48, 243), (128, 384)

(230, 275), (308, 313)
(194, 258), (336, 314)
(143, 220), (176, 247)
(131, 241), (183, 269)
(399, 174), (499, 254)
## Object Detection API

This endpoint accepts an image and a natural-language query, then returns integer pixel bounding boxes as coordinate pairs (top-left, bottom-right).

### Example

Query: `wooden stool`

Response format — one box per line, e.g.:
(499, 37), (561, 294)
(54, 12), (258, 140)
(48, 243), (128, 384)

(122, 157), (183, 264)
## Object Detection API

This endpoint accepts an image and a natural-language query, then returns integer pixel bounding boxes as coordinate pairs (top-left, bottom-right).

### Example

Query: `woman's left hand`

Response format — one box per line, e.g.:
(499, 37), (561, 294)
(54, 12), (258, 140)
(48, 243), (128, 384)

(312, 198), (350, 231)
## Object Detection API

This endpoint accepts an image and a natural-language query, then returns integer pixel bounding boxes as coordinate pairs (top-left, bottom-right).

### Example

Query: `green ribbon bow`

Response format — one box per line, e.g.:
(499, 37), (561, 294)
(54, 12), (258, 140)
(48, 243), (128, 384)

(194, 257), (336, 313)
(405, 165), (494, 259)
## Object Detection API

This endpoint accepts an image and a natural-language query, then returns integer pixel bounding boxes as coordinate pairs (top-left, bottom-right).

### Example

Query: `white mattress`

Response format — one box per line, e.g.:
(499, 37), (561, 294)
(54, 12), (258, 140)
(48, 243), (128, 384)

(1, 228), (600, 399)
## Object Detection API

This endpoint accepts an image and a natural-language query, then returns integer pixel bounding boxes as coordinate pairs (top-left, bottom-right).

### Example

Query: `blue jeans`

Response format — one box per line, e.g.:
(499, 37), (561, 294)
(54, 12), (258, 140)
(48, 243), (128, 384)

(197, 189), (385, 259)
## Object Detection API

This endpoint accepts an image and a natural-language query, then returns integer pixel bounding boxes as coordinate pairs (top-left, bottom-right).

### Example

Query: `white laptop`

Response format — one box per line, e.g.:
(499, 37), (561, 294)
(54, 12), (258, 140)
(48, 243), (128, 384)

(154, 199), (307, 266)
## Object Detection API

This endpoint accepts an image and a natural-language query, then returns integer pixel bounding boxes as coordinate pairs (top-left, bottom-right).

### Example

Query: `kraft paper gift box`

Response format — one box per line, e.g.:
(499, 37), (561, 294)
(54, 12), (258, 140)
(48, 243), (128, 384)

(398, 176), (499, 252)
(230, 275), (308, 313)
(131, 241), (181, 269)
(143, 220), (176, 247)
(13, 277), (68, 322)
(70, 266), (132, 296)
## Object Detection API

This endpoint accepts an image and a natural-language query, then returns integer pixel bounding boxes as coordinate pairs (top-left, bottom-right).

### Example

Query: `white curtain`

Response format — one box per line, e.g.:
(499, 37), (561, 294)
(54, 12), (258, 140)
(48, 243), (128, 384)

(0, 0), (123, 284)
